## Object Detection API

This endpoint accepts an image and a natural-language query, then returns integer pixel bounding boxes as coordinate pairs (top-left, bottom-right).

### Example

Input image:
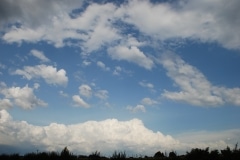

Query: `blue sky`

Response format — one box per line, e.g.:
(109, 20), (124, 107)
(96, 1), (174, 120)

(0, 0), (240, 156)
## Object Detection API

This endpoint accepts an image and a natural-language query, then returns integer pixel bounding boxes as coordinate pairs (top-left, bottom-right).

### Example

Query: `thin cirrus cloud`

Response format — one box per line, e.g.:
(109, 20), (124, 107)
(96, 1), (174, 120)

(13, 64), (68, 86)
(30, 49), (50, 63)
(160, 52), (240, 107)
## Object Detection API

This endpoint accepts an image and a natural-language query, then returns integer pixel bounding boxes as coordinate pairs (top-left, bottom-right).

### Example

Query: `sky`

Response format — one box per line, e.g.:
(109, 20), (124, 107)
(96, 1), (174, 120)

(0, 0), (240, 156)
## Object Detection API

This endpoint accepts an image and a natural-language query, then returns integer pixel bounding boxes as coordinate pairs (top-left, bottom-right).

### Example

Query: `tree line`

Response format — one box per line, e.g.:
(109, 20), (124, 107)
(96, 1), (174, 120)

(1, 144), (240, 160)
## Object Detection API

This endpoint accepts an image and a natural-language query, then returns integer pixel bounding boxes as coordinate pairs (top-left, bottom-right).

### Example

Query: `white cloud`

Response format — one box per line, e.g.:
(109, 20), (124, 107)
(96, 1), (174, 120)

(141, 98), (158, 106)
(72, 95), (90, 108)
(2, 2), (120, 50)
(95, 90), (108, 100)
(82, 60), (91, 66)
(1, 0), (240, 50)
(30, 49), (50, 62)
(0, 0), (81, 28)
(108, 46), (154, 70)
(33, 83), (40, 89)
(0, 110), (178, 155)
(70, 3), (120, 53)
(139, 81), (156, 93)
(0, 84), (47, 109)
(120, 0), (240, 50)
(79, 84), (92, 98)
(0, 99), (13, 109)
(127, 105), (146, 113)
(59, 90), (68, 97)
(13, 65), (68, 86)
(97, 61), (110, 71)
(160, 52), (240, 107)
(139, 81), (154, 89)
(0, 110), (237, 155)
(113, 66), (122, 76)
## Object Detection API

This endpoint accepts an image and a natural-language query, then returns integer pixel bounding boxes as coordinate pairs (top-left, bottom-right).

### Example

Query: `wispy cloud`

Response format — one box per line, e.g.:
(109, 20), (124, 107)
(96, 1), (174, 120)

(95, 90), (109, 100)
(72, 95), (90, 108)
(59, 90), (68, 97)
(30, 49), (50, 63)
(97, 61), (110, 71)
(141, 97), (158, 106)
(139, 81), (155, 93)
(127, 104), (146, 113)
(160, 52), (240, 107)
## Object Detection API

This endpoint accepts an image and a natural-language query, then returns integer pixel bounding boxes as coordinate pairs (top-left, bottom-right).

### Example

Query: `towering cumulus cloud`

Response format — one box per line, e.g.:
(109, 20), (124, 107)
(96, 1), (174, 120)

(0, 110), (178, 155)
(1, 110), (238, 155)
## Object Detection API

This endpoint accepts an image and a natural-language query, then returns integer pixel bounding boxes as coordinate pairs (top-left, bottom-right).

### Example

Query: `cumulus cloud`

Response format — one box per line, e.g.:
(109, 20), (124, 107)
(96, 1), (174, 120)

(30, 49), (50, 63)
(82, 60), (91, 66)
(2, 2), (119, 50)
(127, 105), (146, 113)
(108, 46), (154, 70)
(0, 110), (237, 155)
(74, 84), (109, 106)
(0, 0), (81, 28)
(120, 0), (240, 50)
(72, 95), (90, 108)
(0, 110), (177, 155)
(97, 61), (110, 71)
(139, 81), (155, 93)
(113, 66), (122, 76)
(1, 0), (240, 51)
(141, 98), (158, 106)
(160, 52), (240, 107)
(95, 90), (109, 100)
(0, 83), (47, 109)
(139, 81), (154, 89)
(79, 84), (92, 98)
(13, 65), (68, 86)
(0, 99), (12, 109)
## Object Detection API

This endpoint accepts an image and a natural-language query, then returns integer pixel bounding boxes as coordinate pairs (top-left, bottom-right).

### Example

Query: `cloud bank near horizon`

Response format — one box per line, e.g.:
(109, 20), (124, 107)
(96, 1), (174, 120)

(0, 110), (238, 155)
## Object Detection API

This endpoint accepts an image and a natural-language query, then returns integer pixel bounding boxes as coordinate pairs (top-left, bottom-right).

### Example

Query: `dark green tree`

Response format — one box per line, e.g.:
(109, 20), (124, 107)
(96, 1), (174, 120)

(89, 151), (101, 160)
(186, 147), (209, 160)
(221, 146), (232, 160)
(111, 151), (126, 160)
(209, 149), (219, 160)
(60, 146), (76, 160)
(154, 151), (165, 158)
(169, 151), (178, 159)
